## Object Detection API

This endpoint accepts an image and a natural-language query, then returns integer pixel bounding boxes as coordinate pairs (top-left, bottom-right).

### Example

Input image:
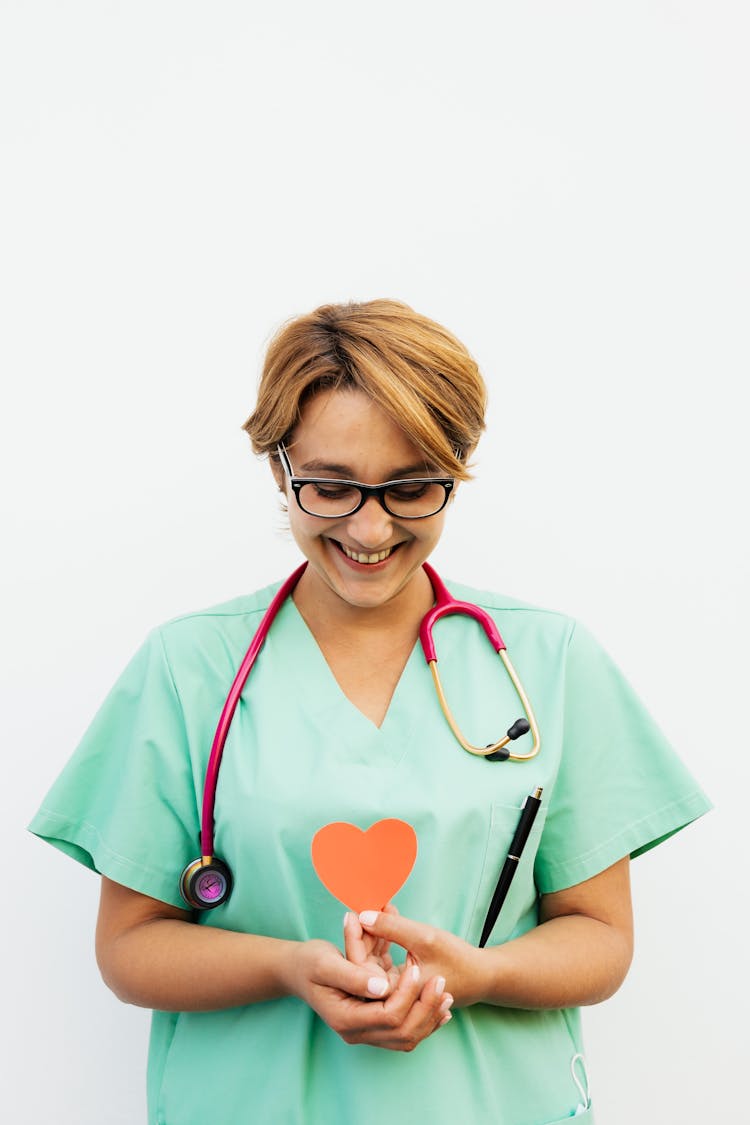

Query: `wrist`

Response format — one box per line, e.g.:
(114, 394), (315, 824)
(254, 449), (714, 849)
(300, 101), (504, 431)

(459, 943), (502, 1007)
(275, 938), (310, 1001)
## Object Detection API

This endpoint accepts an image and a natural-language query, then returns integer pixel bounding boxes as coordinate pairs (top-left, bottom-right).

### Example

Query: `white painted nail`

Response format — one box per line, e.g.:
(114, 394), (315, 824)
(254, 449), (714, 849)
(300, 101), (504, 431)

(434, 976), (446, 995)
(368, 977), (388, 997)
(359, 911), (378, 926)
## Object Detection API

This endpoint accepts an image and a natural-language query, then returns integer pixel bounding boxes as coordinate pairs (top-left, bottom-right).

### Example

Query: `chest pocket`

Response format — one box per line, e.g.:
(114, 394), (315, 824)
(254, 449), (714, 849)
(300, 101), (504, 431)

(463, 800), (548, 946)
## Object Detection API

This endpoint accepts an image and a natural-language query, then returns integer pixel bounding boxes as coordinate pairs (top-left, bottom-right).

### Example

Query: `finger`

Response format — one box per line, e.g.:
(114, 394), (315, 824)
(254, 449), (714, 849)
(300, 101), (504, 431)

(358, 909), (431, 956)
(343, 912), (371, 967)
(380, 949), (394, 971)
(340, 958), (424, 1035)
(439, 1001), (454, 1027)
(437, 988), (454, 1022)
(314, 946), (391, 1001)
(420, 974), (448, 1008)
(371, 902), (399, 961)
(344, 913), (396, 980)
(351, 973), (453, 1050)
(372, 964), (447, 1029)
(387, 975), (451, 1041)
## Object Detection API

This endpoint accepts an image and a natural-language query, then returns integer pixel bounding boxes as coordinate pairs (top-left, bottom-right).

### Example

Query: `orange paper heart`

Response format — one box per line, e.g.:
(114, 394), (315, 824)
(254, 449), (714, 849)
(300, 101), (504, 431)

(311, 818), (418, 914)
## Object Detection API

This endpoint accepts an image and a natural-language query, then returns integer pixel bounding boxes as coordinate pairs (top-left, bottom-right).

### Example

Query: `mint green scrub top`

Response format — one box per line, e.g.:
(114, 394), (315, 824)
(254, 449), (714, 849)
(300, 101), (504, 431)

(30, 577), (711, 1125)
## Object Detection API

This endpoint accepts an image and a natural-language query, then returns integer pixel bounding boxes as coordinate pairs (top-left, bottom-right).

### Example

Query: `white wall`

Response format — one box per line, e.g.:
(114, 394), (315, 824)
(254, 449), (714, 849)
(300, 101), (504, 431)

(2, 2), (746, 1121)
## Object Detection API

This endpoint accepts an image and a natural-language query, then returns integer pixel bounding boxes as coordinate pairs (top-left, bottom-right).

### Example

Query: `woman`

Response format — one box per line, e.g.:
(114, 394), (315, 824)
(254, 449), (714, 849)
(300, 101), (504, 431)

(31, 300), (710, 1124)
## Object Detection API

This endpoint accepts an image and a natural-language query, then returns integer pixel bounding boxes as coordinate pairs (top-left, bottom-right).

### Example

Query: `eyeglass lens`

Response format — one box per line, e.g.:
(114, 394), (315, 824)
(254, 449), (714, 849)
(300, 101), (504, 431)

(298, 480), (448, 518)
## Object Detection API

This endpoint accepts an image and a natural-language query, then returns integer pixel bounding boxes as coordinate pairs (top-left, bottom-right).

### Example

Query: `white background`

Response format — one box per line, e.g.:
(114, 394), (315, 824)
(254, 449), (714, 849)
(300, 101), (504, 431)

(2, 2), (747, 1121)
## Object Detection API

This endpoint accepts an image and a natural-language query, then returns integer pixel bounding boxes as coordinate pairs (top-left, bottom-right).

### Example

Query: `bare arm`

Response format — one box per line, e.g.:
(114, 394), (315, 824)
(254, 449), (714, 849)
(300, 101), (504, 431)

(357, 857), (634, 1010)
(95, 877), (451, 1051)
(96, 877), (304, 1011)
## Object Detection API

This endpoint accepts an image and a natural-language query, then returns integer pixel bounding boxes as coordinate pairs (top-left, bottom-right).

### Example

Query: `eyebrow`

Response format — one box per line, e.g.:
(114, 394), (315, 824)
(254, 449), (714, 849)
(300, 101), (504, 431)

(297, 459), (438, 478)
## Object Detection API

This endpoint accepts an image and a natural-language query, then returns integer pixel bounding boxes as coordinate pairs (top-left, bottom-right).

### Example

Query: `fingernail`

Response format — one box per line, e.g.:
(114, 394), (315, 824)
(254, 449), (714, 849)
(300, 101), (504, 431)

(343, 912), (351, 926)
(439, 1011), (452, 1027)
(434, 976), (446, 995)
(359, 911), (378, 926)
(411, 965), (420, 983)
(368, 977), (388, 997)
(440, 995), (454, 1014)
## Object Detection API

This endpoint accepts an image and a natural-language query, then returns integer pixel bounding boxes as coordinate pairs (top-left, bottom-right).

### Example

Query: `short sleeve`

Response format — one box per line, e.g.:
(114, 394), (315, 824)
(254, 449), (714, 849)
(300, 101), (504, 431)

(28, 629), (199, 908)
(534, 622), (712, 894)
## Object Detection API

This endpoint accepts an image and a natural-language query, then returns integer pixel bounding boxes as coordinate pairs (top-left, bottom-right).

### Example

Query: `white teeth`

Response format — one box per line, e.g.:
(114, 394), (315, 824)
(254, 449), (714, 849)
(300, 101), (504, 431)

(340, 543), (394, 564)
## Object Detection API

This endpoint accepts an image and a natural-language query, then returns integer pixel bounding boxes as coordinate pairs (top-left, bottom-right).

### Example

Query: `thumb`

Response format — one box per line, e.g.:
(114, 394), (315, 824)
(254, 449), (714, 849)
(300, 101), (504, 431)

(358, 909), (426, 952)
(316, 951), (392, 1001)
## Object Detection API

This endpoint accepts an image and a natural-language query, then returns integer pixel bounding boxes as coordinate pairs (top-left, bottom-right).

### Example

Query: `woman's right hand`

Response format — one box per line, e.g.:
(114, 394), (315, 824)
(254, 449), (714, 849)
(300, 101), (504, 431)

(96, 877), (452, 1048)
(285, 938), (453, 1052)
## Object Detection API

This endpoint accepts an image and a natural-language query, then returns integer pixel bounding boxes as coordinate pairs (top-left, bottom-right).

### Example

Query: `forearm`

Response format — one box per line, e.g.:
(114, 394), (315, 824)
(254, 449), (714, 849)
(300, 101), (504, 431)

(468, 913), (633, 1010)
(97, 916), (299, 1011)
(357, 859), (634, 1012)
(95, 877), (396, 1015)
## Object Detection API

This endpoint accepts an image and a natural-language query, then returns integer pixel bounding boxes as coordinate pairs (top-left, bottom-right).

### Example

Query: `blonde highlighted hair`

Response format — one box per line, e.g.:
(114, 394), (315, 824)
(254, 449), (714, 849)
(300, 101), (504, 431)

(242, 300), (487, 480)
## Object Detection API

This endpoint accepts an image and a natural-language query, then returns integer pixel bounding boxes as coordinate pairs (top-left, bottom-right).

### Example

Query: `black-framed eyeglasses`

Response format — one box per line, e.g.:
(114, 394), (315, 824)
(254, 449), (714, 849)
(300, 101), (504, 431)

(276, 444), (455, 519)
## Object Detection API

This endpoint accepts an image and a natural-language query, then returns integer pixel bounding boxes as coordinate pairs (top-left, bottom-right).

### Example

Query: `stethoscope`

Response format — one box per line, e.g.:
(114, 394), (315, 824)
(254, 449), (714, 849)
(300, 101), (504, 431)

(180, 562), (541, 910)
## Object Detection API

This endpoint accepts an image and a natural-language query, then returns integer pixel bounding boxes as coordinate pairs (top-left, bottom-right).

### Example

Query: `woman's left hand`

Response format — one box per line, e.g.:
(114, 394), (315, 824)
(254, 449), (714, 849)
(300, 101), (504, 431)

(354, 859), (635, 1012)
(353, 908), (483, 1008)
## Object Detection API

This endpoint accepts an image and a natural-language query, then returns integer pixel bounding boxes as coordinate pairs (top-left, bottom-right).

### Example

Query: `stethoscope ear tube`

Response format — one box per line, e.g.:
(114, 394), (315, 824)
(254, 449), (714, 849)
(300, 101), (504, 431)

(420, 562), (540, 761)
(495, 649), (541, 760)
(428, 652), (541, 760)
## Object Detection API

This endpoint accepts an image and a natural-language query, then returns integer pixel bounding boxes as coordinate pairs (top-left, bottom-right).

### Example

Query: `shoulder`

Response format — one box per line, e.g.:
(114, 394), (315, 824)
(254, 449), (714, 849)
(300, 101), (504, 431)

(150, 578), (287, 668)
(444, 576), (578, 642)
(160, 580), (282, 630)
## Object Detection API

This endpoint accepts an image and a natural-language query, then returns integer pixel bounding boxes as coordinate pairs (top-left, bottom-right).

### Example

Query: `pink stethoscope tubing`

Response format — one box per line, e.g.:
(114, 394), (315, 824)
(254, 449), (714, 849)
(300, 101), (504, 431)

(199, 563), (307, 858)
(199, 561), (540, 862)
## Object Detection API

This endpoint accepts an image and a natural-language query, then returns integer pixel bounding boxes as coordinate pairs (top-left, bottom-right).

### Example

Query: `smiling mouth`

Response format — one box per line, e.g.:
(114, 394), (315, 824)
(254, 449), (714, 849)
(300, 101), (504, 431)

(334, 541), (402, 565)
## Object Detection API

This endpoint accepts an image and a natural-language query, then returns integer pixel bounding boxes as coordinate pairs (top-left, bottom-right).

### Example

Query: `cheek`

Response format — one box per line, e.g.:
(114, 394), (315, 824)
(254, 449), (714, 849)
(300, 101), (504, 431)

(287, 508), (324, 544)
(421, 514), (447, 543)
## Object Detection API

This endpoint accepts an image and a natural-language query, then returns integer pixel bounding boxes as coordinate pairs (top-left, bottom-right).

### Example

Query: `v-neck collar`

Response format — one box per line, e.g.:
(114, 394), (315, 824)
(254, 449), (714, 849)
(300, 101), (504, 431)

(276, 596), (422, 767)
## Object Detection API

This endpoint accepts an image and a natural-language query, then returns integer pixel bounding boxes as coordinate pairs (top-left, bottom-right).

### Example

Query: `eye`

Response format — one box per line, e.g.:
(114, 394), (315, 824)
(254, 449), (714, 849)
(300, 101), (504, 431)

(313, 482), (357, 499)
(387, 482), (431, 501)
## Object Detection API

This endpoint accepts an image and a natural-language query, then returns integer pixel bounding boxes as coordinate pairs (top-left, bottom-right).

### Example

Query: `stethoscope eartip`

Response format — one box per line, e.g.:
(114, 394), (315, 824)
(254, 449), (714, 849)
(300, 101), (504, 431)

(484, 744), (511, 763)
(507, 718), (530, 741)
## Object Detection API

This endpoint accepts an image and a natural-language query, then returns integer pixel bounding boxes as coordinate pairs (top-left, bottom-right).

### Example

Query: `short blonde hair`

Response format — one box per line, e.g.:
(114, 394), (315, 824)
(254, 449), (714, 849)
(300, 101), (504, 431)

(242, 300), (487, 480)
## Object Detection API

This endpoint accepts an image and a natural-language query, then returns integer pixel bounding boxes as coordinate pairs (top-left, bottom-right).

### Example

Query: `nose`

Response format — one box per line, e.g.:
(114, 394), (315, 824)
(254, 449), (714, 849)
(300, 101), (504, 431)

(344, 495), (394, 549)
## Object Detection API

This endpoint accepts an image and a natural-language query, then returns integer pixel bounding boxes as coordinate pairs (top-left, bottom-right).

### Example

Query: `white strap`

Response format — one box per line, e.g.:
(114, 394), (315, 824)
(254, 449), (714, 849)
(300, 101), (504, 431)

(570, 1053), (591, 1113)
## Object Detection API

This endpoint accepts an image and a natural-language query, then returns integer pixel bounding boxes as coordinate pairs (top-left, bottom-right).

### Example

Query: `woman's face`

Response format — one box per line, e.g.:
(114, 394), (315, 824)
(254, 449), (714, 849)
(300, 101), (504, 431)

(276, 387), (451, 613)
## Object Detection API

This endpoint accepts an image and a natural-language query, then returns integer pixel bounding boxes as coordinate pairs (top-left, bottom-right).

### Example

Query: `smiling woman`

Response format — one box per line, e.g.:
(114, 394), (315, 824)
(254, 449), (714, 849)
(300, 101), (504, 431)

(29, 299), (711, 1125)
(268, 388), (449, 623)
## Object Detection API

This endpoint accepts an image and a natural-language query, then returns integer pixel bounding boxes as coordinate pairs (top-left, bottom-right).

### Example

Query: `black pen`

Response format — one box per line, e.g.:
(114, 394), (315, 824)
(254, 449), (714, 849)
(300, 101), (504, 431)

(478, 787), (543, 948)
